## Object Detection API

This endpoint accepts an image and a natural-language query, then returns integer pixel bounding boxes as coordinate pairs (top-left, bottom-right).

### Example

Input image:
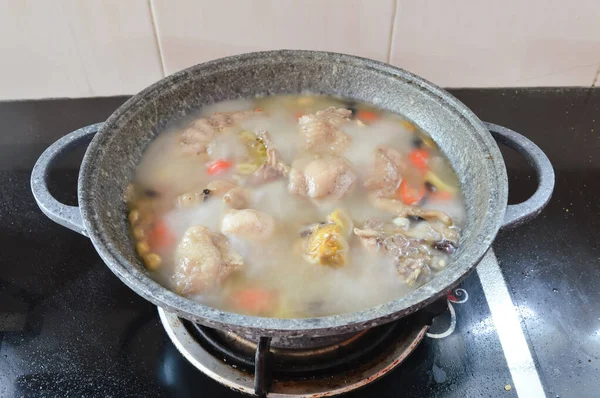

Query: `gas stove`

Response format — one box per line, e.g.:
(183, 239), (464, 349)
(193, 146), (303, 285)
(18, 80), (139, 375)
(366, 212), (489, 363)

(160, 310), (427, 397)
(156, 251), (543, 398)
(1, 88), (599, 398)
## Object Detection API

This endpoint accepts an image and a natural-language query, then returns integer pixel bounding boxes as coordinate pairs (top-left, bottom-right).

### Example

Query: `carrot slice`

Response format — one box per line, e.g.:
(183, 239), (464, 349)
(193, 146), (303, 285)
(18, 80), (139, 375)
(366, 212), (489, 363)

(397, 180), (426, 205)
(147, 220), (175, 250)
(294, 111), (304, 119)
(408, 149), (430, 170)
(207, 160), (232, 175)
(356, 110), (378, 123)
(232, 288), (276, 315)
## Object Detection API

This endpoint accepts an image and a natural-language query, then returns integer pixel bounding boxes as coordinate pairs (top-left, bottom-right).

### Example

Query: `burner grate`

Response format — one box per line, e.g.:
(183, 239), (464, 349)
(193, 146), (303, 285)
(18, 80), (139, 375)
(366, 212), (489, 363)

(186, 319), (399, 377)
(160, 298), (447, 397)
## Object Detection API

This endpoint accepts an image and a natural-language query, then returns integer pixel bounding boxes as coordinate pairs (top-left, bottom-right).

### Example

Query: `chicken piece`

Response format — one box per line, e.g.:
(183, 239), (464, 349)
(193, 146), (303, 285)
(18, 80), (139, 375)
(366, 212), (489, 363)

(369, 194), (453, 226)
(396, 256), (431, 287)
(221, 209), (275, 241)
(430, 221), (460, 243)
(353, 217), (420, 254)
(223, 187), (250, 209)
(354, 216), (457, 287)
(210, 110), (261, 128)
(288, 156), (357, 200)
(353, 218), (385, 253)
(250, 147), (290, 183)
(173, 226), (243, 295)
(179, 110), (262, 154)
(298, 107), (352, 154)
(354, 219), (432, 286)
(302, 209), (352, 268)
(352, 227), (380, 253)
(365, 147), (407, 195)
(401, 222), (442, 242)
(382, 233), (426, 258)
(245, 131), (290, 184)
(402, 220), (460, 243)
(180, 119), (217, 154)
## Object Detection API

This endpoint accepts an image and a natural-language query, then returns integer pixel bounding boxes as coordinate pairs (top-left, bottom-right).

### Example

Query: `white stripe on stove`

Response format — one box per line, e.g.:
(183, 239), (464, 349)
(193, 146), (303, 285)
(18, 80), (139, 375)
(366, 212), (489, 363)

(477, 250), (546, 398)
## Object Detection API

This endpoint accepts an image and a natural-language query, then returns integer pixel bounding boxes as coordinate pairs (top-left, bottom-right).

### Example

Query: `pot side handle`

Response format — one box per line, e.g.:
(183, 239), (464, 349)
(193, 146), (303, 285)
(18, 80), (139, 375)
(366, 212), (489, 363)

(30, 123), (103, 237)
(484, 122), (555, 229)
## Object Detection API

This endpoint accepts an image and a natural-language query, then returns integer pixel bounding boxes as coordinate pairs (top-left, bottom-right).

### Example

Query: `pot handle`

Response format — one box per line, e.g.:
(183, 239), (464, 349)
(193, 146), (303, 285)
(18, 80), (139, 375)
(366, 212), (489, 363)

(484, 122), (555, 229)
(30, 123), (103, 236)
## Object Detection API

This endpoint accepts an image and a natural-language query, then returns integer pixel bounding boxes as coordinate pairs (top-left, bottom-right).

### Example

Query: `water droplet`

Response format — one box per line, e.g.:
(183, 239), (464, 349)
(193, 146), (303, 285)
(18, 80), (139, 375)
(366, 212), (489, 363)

(552, 288), (558, 292)
(432, 364), (447, 383)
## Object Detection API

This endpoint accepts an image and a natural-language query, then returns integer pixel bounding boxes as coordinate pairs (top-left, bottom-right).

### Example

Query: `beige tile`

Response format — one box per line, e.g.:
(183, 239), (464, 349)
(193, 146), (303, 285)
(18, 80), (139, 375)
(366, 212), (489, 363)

(0, 0), (163, 99)
(151, 0), (396, 75)
(390, 0), (600, 87)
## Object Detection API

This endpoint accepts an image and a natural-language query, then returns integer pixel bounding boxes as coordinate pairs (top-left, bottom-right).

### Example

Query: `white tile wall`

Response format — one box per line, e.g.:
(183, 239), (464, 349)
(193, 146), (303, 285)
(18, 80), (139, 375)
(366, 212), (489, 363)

(389, 0), (600, 87)
(0, 0), (163, 100)
(150, 0), (396, 75)
(0, 0), (598, 99)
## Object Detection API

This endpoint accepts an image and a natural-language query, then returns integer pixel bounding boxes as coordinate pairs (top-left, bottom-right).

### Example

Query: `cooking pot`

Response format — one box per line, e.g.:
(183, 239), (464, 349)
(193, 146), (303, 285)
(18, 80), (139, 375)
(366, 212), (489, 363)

(31, 50), (554, 339)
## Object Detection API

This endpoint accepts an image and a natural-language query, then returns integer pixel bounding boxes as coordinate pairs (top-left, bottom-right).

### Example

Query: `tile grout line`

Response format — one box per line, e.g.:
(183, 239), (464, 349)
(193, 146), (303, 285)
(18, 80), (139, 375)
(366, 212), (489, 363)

(591, 64), (600, 87)
(477, 251), (546, 398)
(148, 0), (167, 77)
(386, 0), (399, 64)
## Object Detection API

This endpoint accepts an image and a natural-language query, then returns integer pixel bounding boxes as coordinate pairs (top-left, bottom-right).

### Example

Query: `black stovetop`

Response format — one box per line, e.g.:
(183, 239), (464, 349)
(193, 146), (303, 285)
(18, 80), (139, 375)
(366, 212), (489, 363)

(1, 88), (599, 398)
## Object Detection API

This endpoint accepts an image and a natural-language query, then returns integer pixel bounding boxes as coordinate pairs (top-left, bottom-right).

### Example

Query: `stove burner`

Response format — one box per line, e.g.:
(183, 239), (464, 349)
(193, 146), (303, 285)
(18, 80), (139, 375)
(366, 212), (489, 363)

(159, 308), (430, 397)
(189, 320), (400, 376)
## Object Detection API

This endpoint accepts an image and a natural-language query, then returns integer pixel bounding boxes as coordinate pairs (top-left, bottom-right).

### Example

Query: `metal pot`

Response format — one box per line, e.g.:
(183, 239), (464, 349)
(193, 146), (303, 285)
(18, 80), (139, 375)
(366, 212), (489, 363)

(31, 51), (554, 339)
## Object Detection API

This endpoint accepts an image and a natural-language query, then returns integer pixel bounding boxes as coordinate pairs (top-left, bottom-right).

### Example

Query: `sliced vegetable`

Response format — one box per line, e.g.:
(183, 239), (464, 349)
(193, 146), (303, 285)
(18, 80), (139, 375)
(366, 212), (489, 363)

(424, 170), (458, 194)
(237, 131), (267, 175)
(232, 288), (276, 315)
(420, 135), (437, 149)
(400, 120), (416, 133)
(409, 149), (430, 170)
(356, 110), (378, 123)
(236, 163), (260, 175)
(207, 160), (233, 175)
(397, 180), (426, 205)
(294, 111), (305, 120)
(147, 220), (175, 250)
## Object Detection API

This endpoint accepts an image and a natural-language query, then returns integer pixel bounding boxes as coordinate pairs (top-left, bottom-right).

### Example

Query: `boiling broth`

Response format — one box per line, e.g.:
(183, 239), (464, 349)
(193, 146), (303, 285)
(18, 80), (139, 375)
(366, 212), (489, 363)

(127, 95), (465, 318)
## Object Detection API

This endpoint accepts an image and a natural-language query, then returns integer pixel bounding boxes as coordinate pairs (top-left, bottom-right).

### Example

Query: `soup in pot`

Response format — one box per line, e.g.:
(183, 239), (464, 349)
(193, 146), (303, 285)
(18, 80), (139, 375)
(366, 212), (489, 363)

(126, 95), (465, 318)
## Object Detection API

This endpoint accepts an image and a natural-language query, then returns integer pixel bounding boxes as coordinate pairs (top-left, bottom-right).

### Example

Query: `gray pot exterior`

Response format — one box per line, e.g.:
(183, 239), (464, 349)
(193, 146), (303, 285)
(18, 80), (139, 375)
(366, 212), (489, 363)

(31, 50), (554, 339)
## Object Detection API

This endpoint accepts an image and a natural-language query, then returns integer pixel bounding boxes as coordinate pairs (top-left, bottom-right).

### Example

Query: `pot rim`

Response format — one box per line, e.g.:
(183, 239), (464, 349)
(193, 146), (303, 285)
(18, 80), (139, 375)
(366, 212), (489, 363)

(79, 50), (507, 337)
